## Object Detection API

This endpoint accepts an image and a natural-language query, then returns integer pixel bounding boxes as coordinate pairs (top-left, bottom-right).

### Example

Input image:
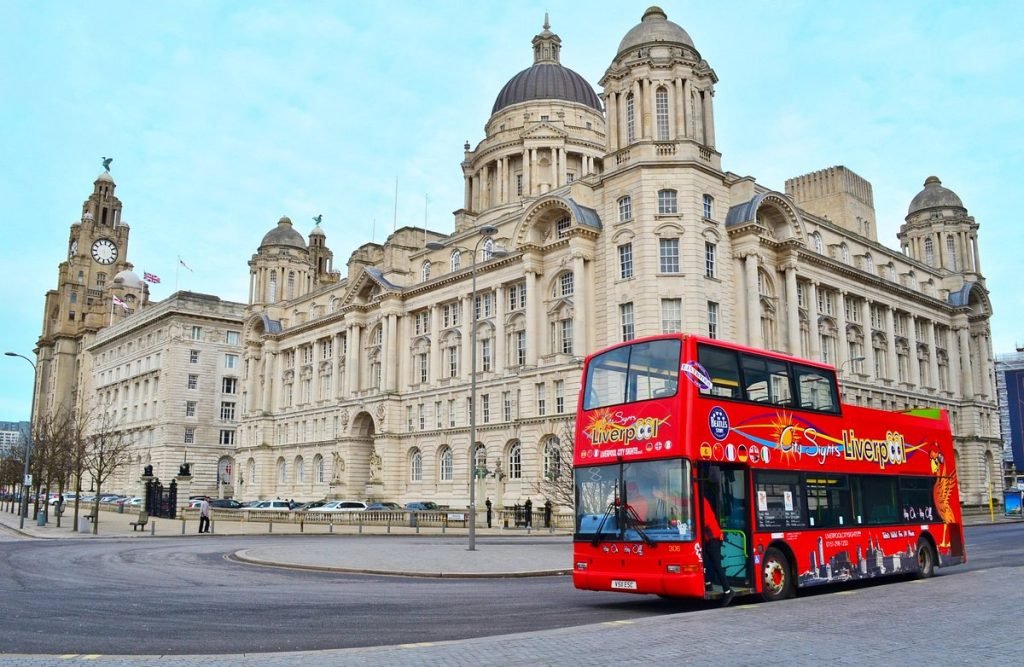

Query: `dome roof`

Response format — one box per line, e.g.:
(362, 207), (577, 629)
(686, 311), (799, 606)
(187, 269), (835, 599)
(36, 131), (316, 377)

(113, 270), (144, 288)
(907, 176), (964, 215)
(617, 6), (695, 57)
(260, 216), (307, 250)
(492, 16), (602, 114)
(493, 64), (602, 114)
(96, 171), (114, 183)
(310, 223), (325, 237)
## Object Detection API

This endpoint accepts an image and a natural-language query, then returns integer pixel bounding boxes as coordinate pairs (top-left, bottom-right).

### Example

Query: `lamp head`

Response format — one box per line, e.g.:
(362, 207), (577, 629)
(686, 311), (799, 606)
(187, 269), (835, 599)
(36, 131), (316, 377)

(479, 225), (498, 236)
(425, 241), (445, 251)
(851, 356), (866, 362)
(5, 352), (17, 357)
(491, 245), (509, 258)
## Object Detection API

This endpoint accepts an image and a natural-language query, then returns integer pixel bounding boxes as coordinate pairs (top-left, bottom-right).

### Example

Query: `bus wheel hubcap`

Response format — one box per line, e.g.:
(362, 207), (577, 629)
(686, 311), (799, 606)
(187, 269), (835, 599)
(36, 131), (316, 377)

(765, 561), (784, 592)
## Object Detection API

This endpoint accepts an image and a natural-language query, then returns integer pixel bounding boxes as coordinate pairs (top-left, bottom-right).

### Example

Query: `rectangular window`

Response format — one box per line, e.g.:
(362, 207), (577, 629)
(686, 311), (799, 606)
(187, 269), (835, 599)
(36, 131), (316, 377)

(707, 301), (719, 339)
(482, 394), (490, 423)
(189, 350), (199, 364)
(620, 302), (635, 341)
(406, 406), (414, 431)
(536, 383), (546, 416)
(806, 474), (852, 528)
(225, 354), (238, 369)
(184, 428), (195, 444)
(705, 242), (717, 278)
(659, 238), (680, 273)
(417, 353), (428, 383)
(661, 298), (682, 333)
(657, 189), (678, 214)
(754, 471), (807, 529)
(618, 243), (634, 279)
(448, 398), (456, 427)
(226, 330), (240, 345)
(321, 338), (333, 359)
(418, 403), (425, 430)
(618, 196), (632, 221)
(515, 330), (527, 366)
(448, 346), (458, 377)
(442, 302), (460, 328)
(503, 391), (513, 421)
(554, 380), (565, 414)
(516, 173), (523, 196)
(185, 401), (197, 417)
(187, 374), (198, 390)
(220, 401), (236, 421)
(435, 401), (443, 429)
(222, 377), (238, 394)
(191, 326), (202, 341)
(560, 319), (573, 355)
(507, 281), (527, 311)
(219, 430), (235, 445)
(481, 338), (492, 372)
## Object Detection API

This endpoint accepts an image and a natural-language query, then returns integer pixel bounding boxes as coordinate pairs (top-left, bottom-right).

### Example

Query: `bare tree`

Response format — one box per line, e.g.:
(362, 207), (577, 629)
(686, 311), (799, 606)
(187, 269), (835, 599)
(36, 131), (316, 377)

(81, 407), (132, 534)
(532, 416), (576, 509)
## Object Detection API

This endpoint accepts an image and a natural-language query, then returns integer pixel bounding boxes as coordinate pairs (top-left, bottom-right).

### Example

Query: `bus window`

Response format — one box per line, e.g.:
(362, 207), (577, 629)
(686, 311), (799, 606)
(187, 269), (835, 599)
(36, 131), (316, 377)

(698, 344), (741, 399)
(583, 339), (680, 409)
(793, 364), (838, 413)
(854, 476), (899, 525)
(583, 346), (630, 410)
(740, 354), (793, 406)
(898, 476), (938, 523)
(805, 474), (852, 527)
(623, 460), (692, 542)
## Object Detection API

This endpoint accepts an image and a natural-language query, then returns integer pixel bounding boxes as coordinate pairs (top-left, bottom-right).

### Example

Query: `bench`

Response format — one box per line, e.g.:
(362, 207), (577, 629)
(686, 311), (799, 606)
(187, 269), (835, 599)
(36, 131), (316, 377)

(130, 512), (149, 531)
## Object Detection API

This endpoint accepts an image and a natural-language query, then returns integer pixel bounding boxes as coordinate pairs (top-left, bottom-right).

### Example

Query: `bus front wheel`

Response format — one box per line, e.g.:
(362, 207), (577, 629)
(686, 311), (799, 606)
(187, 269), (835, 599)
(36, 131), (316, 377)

(762, 548), (793, 602)
(915, 539), (936, 579)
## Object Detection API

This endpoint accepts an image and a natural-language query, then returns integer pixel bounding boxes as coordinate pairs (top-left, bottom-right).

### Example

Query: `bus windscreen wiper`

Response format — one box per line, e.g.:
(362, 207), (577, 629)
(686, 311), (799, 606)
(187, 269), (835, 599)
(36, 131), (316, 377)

(591, 502), (617, 546)
(624, 503), (654, 546)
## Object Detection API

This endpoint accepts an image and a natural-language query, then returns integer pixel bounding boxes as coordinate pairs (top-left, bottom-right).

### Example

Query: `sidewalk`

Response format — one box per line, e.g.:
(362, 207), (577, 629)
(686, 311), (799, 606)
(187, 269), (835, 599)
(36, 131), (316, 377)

(0, 505), (572, 577)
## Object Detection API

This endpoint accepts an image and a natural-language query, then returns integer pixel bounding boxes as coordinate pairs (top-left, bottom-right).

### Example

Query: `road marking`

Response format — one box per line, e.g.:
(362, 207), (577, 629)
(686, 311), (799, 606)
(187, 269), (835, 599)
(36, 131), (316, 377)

(836, 590), (857, 595)
(82, 656), (103, 661)
(399, 642), (435, 648)
(59, 656), (78, 660)
(604, 620), (634, 626)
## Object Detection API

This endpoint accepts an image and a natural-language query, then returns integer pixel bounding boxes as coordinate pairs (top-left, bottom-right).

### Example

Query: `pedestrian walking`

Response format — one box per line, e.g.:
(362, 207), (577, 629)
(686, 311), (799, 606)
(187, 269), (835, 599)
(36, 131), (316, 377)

(198, 497), (211, 533)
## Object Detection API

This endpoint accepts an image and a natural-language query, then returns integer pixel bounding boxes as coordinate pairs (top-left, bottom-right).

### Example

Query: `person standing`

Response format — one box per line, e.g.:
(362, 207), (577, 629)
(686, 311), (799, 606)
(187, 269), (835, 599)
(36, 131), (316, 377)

(701, 494), (734, 606)
(198, 497), (211, 534)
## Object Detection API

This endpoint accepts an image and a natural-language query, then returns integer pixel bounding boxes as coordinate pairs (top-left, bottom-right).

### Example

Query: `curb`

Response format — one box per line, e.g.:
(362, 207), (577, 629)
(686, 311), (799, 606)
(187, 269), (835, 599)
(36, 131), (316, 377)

(227, 549), (571, 579)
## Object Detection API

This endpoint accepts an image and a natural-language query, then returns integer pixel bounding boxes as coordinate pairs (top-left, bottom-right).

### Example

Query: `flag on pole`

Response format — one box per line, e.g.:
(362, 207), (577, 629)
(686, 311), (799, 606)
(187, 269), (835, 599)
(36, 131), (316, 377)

(179, 258), (193, 272)
(143, 272), (161, 284)
(112, 295), (129, 311)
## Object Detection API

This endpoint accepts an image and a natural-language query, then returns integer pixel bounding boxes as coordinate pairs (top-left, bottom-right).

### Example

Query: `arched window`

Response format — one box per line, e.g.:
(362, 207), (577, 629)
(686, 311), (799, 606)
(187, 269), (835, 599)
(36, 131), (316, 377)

(277, 458), (287, 484)
(555, 271), (574, 297)
(421, 261), (431, 282)
(482, 238), (495, 261)
(544, 437), (562, 480)
(626, 93), (636, 142)
(924, 238), (935, 266)
(865, 254), (874, 272)
(840, 243), (850, 264)
(410, 449), (423, 482)
(473, 444), (487, 479)
(507, 442), (522, 480)
(269, 270), (278, 302)
(451, 249), (461, 272)
(811, 233), (823, 254)
(295, 456), (305, 483)
(247, 458), (256, 486)
(946, 235), (958, 271)
(313, 454), (324, 483)
(618, 195), (632, 222)
(655, 86), (669, 140)
(439, 446), (453, 481)
(287, 271), (296, 299)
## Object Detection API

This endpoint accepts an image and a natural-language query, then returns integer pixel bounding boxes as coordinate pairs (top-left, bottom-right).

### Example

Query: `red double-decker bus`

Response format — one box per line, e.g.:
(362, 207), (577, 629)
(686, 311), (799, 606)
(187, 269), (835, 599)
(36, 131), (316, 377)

(572, 333), (965, 602)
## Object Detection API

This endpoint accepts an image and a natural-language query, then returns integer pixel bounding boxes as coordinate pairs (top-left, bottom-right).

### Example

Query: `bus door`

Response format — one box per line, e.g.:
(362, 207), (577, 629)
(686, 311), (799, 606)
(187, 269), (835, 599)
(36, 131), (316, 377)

(700, 463), (753, 592)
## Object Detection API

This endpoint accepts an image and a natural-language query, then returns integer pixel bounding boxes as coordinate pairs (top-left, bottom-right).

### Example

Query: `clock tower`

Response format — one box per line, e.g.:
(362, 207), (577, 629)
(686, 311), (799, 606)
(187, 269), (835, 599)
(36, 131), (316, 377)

(35, 164), (148, 418)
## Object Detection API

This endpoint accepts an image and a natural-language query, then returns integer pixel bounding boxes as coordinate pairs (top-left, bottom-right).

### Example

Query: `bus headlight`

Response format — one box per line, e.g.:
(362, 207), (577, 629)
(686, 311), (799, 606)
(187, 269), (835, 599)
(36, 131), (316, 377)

(576, 562), (588, 570)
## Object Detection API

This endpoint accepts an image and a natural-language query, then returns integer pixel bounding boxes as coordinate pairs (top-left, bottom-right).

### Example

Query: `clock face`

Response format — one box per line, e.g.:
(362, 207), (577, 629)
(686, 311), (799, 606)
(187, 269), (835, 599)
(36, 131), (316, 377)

(69, 240), (78, 259)
(91, 238), (118, 265)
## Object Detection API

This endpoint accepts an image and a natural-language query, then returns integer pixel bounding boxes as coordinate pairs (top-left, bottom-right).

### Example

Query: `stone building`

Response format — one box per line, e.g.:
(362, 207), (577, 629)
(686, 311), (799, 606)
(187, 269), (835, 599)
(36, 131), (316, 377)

(84, 291), (245, 496)
(234, 8), (998, 507)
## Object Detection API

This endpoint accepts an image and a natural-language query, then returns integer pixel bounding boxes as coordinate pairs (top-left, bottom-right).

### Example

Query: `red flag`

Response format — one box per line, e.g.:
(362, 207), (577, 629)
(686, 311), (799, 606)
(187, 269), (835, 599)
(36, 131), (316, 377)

(143, 272), (161, 283)
(112, 295), (129, 311)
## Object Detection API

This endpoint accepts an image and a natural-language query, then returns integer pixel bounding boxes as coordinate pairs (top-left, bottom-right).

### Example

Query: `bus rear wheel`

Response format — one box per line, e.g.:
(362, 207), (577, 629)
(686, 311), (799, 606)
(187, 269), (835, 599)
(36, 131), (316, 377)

(915, 539), (936, 579)
(762, 548), (793, 602)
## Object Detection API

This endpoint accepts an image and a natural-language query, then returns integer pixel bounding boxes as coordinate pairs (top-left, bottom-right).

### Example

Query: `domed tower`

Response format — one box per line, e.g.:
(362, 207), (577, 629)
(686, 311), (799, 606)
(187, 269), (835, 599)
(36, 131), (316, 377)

(307, 219), (338, 287)
(899, 176), (982, 285)
(109, 263), (150, 320)
(600, 6), (720, 172)
(248, 216), (311, 306)
(459, 14), (606, 226)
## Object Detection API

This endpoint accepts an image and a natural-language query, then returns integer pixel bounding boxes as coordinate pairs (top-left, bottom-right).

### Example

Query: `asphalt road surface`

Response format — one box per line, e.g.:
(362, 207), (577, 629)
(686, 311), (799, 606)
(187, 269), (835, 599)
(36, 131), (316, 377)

(0, 524), (1020, 657)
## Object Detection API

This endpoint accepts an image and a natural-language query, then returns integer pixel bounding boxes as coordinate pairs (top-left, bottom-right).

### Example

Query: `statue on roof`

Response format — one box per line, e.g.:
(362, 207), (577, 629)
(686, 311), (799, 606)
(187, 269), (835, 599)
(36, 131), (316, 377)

(313, 214), (322, 225)
(101, 156), (113, 172)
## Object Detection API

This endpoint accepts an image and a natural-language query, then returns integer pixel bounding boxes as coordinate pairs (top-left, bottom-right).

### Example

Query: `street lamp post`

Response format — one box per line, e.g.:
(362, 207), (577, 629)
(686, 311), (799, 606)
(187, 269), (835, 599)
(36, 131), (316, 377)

(427, 225), (507, 551)
(5, 352), (38, 530)
(838, 355), (866, 400)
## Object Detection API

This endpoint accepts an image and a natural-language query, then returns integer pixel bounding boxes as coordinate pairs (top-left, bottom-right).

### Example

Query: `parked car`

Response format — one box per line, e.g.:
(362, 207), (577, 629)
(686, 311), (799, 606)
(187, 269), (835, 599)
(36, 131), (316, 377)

(320, 500), (368, 512)
(210, 498), (243, 509)
(295, 500), (328, 512)
(405, 501), (440, 511)
(248, 500), (293, 511)
(365, 502), (403, 512)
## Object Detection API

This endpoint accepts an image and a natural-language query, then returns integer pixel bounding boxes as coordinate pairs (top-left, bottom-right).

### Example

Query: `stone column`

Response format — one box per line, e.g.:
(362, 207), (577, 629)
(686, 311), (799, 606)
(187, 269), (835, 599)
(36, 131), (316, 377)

(462, 295), (473, 378)
(607, 92), (619, 152)
(927, 321), (939, 389)
(807, 281), (820, 361)
(631, 80), (642, 140)
(348, 324), (362, 394)
(430, 305), (441, 383)
(744, 253), (761, 348)
(642, 78), (653, 140)
(573, 252), (588, 355)
(908, 315), (921, 387)
(494, 285), (506, 373)
(836, 291), (848, 369)
(385, 313), (399, 391)
(785, 264), (800, 355)
(526, 268), (540, 365)
(861, 300), (875, 381)
(497, 157), (506, 205)
(703, 89), (716, 147)
(957, 325), (974, 397)
(262, 351), (275, 413)
(885, 307), (898, 382)
(521, 149), (530, 197)
(682, 79), (692, 138)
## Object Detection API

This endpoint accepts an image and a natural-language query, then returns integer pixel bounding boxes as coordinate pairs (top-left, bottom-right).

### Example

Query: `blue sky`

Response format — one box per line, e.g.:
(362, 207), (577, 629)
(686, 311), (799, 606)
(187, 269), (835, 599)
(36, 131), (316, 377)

(2, 1), (1022, 419)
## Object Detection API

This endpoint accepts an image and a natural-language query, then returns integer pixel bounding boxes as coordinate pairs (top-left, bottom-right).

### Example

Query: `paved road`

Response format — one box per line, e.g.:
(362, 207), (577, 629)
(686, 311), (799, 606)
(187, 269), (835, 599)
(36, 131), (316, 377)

(1, 507), (1022, 665)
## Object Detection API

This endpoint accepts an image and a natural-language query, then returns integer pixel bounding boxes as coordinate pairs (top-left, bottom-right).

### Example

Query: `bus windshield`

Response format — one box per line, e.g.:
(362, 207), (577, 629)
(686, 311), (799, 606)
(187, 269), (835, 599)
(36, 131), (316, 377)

(575, 459), (694, 543)
(583, 339), (681, 410)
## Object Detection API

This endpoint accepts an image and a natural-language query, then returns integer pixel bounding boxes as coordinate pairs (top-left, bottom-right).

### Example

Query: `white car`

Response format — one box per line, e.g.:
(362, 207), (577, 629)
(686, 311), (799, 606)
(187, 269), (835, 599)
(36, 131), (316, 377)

(248, 500), (293, 511)
(319, 500), (368, 512)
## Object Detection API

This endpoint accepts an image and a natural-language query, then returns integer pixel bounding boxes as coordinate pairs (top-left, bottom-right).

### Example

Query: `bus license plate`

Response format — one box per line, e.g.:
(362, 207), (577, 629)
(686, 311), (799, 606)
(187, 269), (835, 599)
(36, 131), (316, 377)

(611, 580), (637, 590)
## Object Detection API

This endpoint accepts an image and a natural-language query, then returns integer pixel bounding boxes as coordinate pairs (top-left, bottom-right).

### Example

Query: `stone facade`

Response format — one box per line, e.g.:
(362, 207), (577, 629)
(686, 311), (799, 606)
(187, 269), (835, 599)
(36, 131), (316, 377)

(34, 8), (1000, 506)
